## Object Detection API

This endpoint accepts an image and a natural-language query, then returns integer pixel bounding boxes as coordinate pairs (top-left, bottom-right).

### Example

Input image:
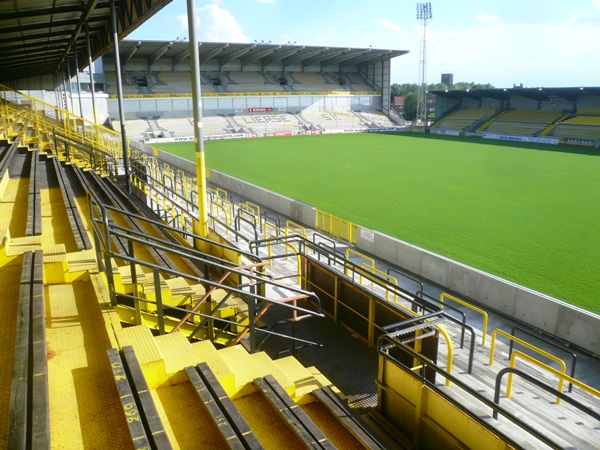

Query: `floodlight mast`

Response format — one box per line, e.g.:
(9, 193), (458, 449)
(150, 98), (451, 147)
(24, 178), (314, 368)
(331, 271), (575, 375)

(416, 2), (432, 125)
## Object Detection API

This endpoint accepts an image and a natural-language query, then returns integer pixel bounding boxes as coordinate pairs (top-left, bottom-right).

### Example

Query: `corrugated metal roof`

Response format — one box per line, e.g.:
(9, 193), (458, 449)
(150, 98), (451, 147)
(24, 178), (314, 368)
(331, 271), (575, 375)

(0, 0), (172, 83)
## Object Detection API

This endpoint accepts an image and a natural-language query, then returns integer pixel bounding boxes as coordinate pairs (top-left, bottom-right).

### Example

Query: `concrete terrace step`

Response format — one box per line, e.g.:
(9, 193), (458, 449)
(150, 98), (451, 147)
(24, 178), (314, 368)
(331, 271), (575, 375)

(152, 331), (198, 378)
(274, 355), (333, 404)
(437, 355), (600, 449)
(115, 325), (165, 388)
(218, 345), (294, 399)
(190, 340), (236, 395)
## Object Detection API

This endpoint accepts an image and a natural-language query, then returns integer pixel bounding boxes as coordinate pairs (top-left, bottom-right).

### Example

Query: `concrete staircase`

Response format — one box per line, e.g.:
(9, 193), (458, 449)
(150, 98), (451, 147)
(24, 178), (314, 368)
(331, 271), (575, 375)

(113, 324), (392, 448)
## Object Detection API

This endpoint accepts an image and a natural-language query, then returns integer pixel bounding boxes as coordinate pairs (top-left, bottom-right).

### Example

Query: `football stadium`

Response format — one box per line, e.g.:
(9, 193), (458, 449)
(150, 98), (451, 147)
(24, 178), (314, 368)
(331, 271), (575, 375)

(0, 1), (599, 449)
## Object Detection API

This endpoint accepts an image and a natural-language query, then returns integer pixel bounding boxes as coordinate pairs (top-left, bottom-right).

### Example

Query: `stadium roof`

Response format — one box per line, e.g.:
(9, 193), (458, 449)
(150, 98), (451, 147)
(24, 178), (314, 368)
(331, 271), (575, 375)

(104, 40), (409, 71)
(0, 0), (171, 83)
(430, 86), (600, 101)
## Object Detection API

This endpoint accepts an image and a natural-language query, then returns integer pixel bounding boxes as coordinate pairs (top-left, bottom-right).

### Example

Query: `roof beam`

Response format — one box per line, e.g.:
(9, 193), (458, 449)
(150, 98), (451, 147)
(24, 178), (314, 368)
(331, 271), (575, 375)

(282, 47), (321, 66)
(0, 4), (84, 20)
(148, 41), (173, 65)
(172, 48), (190, 65)
(0, 48), (66, 63)
(122, 41), (142, 65)
(262, 47), (304, 66)
(314, 50), (346, 69)
(301, 50), (332, 68)
(200, 43), (229, 63)
(240, 45), (280, 68)
(218, 44), (256, 67)
(320, 50), (360, 67)
(55, 0), (100, 73)
(0, 30), (71, 46)
(343, 50), (390, 67)
(0, 18), (81, 35)
(0, 38), (71, 55)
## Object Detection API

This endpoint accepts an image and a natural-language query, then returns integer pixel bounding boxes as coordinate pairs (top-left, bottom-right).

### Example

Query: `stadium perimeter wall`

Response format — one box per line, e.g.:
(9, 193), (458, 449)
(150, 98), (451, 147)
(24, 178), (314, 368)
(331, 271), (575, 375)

(131, 140), (600, 355)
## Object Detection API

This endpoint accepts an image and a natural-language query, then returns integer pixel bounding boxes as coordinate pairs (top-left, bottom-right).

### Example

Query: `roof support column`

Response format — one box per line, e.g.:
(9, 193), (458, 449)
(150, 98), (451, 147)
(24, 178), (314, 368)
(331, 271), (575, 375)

(66, 58), (77, 132)
(85, 21), (100, 143)
(110, 0), (131, 194)
(187, 0), (208, 238)
(66, 58), (76, 116)
(74, 50), (84, 117)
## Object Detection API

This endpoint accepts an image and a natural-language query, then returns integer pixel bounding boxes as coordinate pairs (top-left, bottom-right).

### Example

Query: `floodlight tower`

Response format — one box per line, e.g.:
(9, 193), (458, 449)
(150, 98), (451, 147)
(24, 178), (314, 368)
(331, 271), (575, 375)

(416, 2), (432, 125)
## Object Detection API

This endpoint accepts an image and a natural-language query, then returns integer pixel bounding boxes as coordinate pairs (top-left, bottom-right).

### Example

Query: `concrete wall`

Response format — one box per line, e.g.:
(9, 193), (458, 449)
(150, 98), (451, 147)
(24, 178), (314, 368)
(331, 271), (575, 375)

(208, 171), (316, 227)
(355, 226), (600, 355)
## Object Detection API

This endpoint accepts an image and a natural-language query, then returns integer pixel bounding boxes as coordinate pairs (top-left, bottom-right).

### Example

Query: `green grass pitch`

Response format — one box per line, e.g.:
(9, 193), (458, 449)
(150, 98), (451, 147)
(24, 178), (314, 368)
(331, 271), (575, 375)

(157, 133), (600, 314)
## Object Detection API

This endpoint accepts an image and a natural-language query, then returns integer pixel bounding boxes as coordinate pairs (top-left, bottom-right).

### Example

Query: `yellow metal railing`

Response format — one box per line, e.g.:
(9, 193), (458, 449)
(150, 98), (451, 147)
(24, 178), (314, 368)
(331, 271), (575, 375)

(507, 350), (600, 406)
(345, 248), (374, 276)
(209, 201), (231, 234)
(316, 210), (357, 243)
(490, 329), (567, 403)
(1, 83), (125, 166)
(440, 293), (488, 346)
(286, 220), (307, 239)
(358, 263), (397, 301)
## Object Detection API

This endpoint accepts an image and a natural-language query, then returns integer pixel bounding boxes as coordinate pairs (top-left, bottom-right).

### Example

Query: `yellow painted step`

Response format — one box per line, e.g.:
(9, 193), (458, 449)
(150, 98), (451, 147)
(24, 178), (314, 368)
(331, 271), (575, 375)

(141, 271), (172, 310)
(117, 263), (148, 294)
(153, 331), (199, 386)
(5, 235), (41, 256)
(43, 243), (67, 284)
(0, 227), (15, 266)
(115, 325), (165, 388)
(218, 345), (293, 399)
(191, 287), (238, 322)
(274, 356), (332, 405)
(190, 340), (236, 395)
(66, 248), (98, 275)
(164, 276), (195, 307)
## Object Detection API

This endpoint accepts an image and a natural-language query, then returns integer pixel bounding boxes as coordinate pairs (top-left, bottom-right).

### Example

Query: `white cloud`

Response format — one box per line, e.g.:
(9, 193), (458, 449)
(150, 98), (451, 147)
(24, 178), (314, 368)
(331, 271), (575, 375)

(175, 4), (249, 43)
(374, 19), (401, 33)
(595, 0), (600, 10)
(475, 13), (500, 24)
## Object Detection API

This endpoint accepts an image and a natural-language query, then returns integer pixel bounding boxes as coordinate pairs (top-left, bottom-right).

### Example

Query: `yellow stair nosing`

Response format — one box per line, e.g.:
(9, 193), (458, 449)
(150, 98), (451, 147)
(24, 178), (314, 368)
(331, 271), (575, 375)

(115, 325), (163, 364)
(153, 331), (198, 375)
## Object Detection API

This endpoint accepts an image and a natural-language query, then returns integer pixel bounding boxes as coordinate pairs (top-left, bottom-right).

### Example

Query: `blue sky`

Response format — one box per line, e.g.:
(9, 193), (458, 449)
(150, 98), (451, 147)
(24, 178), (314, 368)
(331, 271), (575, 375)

(129, 0), (600, 88)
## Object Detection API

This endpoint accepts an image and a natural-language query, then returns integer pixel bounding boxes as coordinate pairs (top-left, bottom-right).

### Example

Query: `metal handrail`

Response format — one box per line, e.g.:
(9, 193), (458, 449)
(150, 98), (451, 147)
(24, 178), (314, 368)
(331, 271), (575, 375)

(387, 267), (424, 294)
(251, 234), (430, 311)
(89, 191), (260, 263)
(377, 334), (563, 449)
(507, 350), (600, 406)
(382, 311), (454, 387)
(94, 228), (320, 314)
(441, 292), (489, 346)
(508, 325), (577, 393)
(416, 291), (467, 347)
(88, 193), (322, 313)
(489, 329), (567, 391)
(494, 366), (600, 422)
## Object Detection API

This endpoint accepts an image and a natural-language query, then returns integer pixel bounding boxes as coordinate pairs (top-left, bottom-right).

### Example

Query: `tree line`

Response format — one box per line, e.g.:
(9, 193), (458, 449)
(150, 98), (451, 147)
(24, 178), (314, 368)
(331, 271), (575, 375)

(391, 82), (494, 121)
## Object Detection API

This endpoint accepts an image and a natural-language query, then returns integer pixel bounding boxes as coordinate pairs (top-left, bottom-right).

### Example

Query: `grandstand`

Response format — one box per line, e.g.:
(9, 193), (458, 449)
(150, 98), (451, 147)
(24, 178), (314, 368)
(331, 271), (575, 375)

(431, 87), (600, 147)
(1, 2), (600, 450)
(101, 40), (404, 140)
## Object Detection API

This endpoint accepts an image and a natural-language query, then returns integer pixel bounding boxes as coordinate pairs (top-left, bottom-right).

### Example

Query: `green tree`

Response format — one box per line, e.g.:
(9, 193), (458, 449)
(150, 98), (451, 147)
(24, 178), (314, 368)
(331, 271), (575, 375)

(402, 92), (418, 120)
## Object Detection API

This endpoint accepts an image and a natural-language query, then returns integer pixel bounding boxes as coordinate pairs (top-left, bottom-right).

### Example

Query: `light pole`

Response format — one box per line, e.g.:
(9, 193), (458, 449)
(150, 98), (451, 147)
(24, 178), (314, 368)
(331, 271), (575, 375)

(416, 2), (432, 125)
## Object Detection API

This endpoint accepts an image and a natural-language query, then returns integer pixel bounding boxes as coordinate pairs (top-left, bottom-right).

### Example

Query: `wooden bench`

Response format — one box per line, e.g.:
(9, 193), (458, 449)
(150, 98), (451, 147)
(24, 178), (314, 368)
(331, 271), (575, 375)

(25, 150), (42, 236)
(186, 362), (263, 450)
(107, 345), (172, 450)
(8, 249), (49, 449)
(51, 156), (92, 251)
(254, 374), (336, 449)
